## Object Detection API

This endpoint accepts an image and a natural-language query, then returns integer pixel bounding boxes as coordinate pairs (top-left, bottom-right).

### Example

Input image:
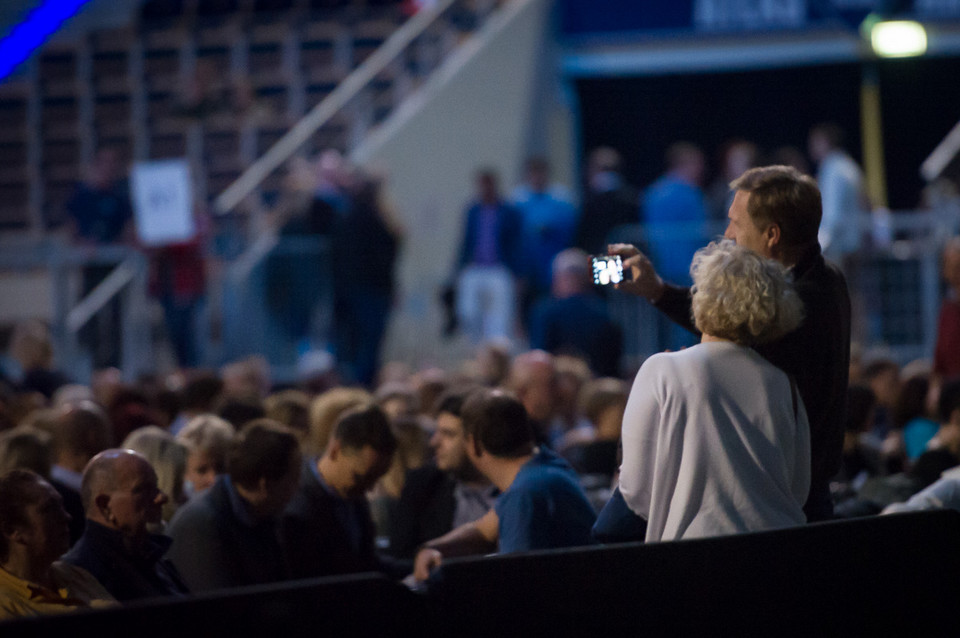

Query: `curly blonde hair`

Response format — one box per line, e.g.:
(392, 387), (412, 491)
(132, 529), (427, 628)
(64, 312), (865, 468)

(691, 240), (804, 346)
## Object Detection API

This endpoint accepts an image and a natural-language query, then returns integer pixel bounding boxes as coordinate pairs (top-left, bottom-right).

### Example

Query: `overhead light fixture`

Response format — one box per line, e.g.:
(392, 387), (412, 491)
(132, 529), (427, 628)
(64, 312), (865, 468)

(866, 18), (928, 58)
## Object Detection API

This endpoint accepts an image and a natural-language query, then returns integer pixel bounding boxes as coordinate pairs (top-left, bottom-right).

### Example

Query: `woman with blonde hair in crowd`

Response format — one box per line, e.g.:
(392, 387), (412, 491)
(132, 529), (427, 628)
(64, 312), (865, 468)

(175, 415), (235, 497)
(615, 240), (809, 542)
(305, 387), (372, 457)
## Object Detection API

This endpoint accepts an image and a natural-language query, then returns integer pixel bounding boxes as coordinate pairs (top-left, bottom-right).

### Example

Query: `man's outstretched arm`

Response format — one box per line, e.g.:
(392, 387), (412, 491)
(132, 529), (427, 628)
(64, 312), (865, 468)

(412, 508), (499, 581)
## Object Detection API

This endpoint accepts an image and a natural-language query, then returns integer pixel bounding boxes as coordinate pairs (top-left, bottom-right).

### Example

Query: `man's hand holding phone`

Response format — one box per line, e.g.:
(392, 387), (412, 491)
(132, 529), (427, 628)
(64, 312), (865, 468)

(606, 243), (666, 302)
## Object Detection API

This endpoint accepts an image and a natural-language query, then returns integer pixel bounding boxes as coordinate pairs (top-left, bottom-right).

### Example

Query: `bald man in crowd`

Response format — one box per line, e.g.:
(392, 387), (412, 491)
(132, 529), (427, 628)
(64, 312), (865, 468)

(508, 350), (561, 446)
(61, 449), (188, 601)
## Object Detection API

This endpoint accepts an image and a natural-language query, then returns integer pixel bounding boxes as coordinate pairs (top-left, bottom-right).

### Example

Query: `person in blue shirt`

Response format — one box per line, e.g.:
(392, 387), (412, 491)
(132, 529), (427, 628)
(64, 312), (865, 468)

(412, 388), (595, 581)
(510, 157), (578, 324)
(641, 142), (709, 351)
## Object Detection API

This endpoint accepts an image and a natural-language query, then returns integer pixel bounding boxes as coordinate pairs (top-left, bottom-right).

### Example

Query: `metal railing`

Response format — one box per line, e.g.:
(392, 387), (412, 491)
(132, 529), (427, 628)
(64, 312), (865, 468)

(0, 239), (151, 383)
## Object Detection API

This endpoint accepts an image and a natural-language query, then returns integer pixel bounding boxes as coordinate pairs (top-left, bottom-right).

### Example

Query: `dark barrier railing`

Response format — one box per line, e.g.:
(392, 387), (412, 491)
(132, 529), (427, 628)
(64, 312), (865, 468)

(4, 510), (959, 637)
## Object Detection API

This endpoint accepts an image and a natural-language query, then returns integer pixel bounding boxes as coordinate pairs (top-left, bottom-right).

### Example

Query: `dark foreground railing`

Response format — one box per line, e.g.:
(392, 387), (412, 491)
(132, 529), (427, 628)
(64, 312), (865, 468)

(4, 510), (959, 637)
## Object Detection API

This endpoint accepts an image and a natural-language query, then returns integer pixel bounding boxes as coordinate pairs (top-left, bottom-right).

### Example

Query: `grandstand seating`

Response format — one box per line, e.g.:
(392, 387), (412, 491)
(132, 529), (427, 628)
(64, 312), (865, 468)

(0, 0), (476, 232)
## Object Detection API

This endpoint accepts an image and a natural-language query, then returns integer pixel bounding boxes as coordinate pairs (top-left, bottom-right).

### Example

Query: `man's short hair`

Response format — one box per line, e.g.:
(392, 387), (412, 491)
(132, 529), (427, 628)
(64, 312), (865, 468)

(180, 375), (224, 412)
(227, 419), (300, 490)
(461, 389), (535, 459)
(730, 165), (822, 251)
(937, 378), (960, 424)
(0, 426), (52, 476)
(54, 400), (112, 459)
(331, 405), (397, 457)
(433, 386), (477, 419)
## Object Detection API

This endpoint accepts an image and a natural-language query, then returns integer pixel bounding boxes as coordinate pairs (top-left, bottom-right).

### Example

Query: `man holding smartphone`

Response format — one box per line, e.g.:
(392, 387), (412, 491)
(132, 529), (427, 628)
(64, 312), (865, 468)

(610, 165), (850, 523)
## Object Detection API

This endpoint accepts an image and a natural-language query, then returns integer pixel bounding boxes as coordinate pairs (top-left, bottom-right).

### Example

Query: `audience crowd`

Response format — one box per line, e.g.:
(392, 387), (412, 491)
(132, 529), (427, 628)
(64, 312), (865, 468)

(3, 126), (960, 623)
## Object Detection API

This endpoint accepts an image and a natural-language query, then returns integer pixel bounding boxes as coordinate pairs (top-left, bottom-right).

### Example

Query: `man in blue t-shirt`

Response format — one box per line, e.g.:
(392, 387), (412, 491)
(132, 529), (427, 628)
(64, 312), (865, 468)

(413, 388), (596, 581)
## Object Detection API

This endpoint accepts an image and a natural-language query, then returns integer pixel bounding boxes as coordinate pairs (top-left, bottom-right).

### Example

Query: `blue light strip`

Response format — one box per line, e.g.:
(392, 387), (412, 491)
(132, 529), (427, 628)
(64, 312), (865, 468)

(0, 0), (93, 81)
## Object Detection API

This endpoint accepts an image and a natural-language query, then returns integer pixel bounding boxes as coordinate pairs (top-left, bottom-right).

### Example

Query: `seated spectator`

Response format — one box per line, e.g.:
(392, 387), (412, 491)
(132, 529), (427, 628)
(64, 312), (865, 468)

(528, 249), (623, 377)
(507, 350), (560, 446)
(883, 465), (960, 514)
(107, 387), (161, 446)
(375, 381), (419, 422)
(304, 387), (372, 458)
(61, 450), (188, 601)
(0, 426), (84, 545)
(368, 414), (431, 537)
(862, 357), (901, 445)
(553, 356), (595, 445)
(175, 415), (235, 496)
(121, 427), (189, 522)
(280, 406), (401, 578)
(214, 394), (266, 431)
(388, 388), (496, 559)
(168, 374), (223, 436)
(50, 401), (113, 495)
(845, 378), (960, 515)
(411, 368), (450, 419)
(264, 389), (311, 442)
(896, 373), (939, 463)
(413, 389), (596, 581)
(560, 377), (629, 481)
(0, 470), (115, 620)
(832, 384), (882, 501)
(615, 241), (808, 542)
(166, 420), (300, 592)
(220, 356), (271, 401)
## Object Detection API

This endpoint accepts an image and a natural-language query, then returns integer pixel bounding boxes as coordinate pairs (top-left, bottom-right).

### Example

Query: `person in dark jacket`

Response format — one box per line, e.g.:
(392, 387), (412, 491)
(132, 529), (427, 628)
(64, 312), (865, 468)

(388, 387), (495, 559)
(612, 165), (851, 522)
(166, 420), (300, 592)
(61, 449), (188, 601)
(280, 405), (403, 578)
(332, 173), (402, 386)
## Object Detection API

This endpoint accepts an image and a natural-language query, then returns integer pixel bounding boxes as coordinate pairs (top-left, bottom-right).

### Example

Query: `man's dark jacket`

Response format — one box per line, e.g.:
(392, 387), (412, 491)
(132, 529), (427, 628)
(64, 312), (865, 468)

(166, 476), (289, 592)
(280, 460), (407, 578)
(387, 464), (457, 559)
(61, 520), (188, 601)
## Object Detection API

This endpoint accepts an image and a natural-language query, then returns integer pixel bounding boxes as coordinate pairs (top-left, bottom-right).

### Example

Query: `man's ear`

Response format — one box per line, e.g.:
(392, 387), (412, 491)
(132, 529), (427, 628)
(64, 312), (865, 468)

(764, 223), (781, 250)
(94, 493), (112, 519)
(467, 434), (482, 459)
(1, 522), (22, 544)
(327, 438), (342, 462)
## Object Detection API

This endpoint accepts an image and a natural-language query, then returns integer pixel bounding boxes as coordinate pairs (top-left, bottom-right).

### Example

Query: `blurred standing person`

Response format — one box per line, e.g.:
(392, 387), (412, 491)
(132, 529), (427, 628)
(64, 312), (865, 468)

(148, 209), (209, 370)
(642, 142), (709, 351)
(528, 249), (622, 377)
(935, 237), (960, 379)
(808, 123), (868, 268)
(574, 147), (638, 254)
(332, 172), (402, 387)
(510, 157), (578, 326)
(65, 147), (133, 370)
(808, 123), (875, 344)
(454, 169), (522, 345)
(707, 140), (758, 222)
